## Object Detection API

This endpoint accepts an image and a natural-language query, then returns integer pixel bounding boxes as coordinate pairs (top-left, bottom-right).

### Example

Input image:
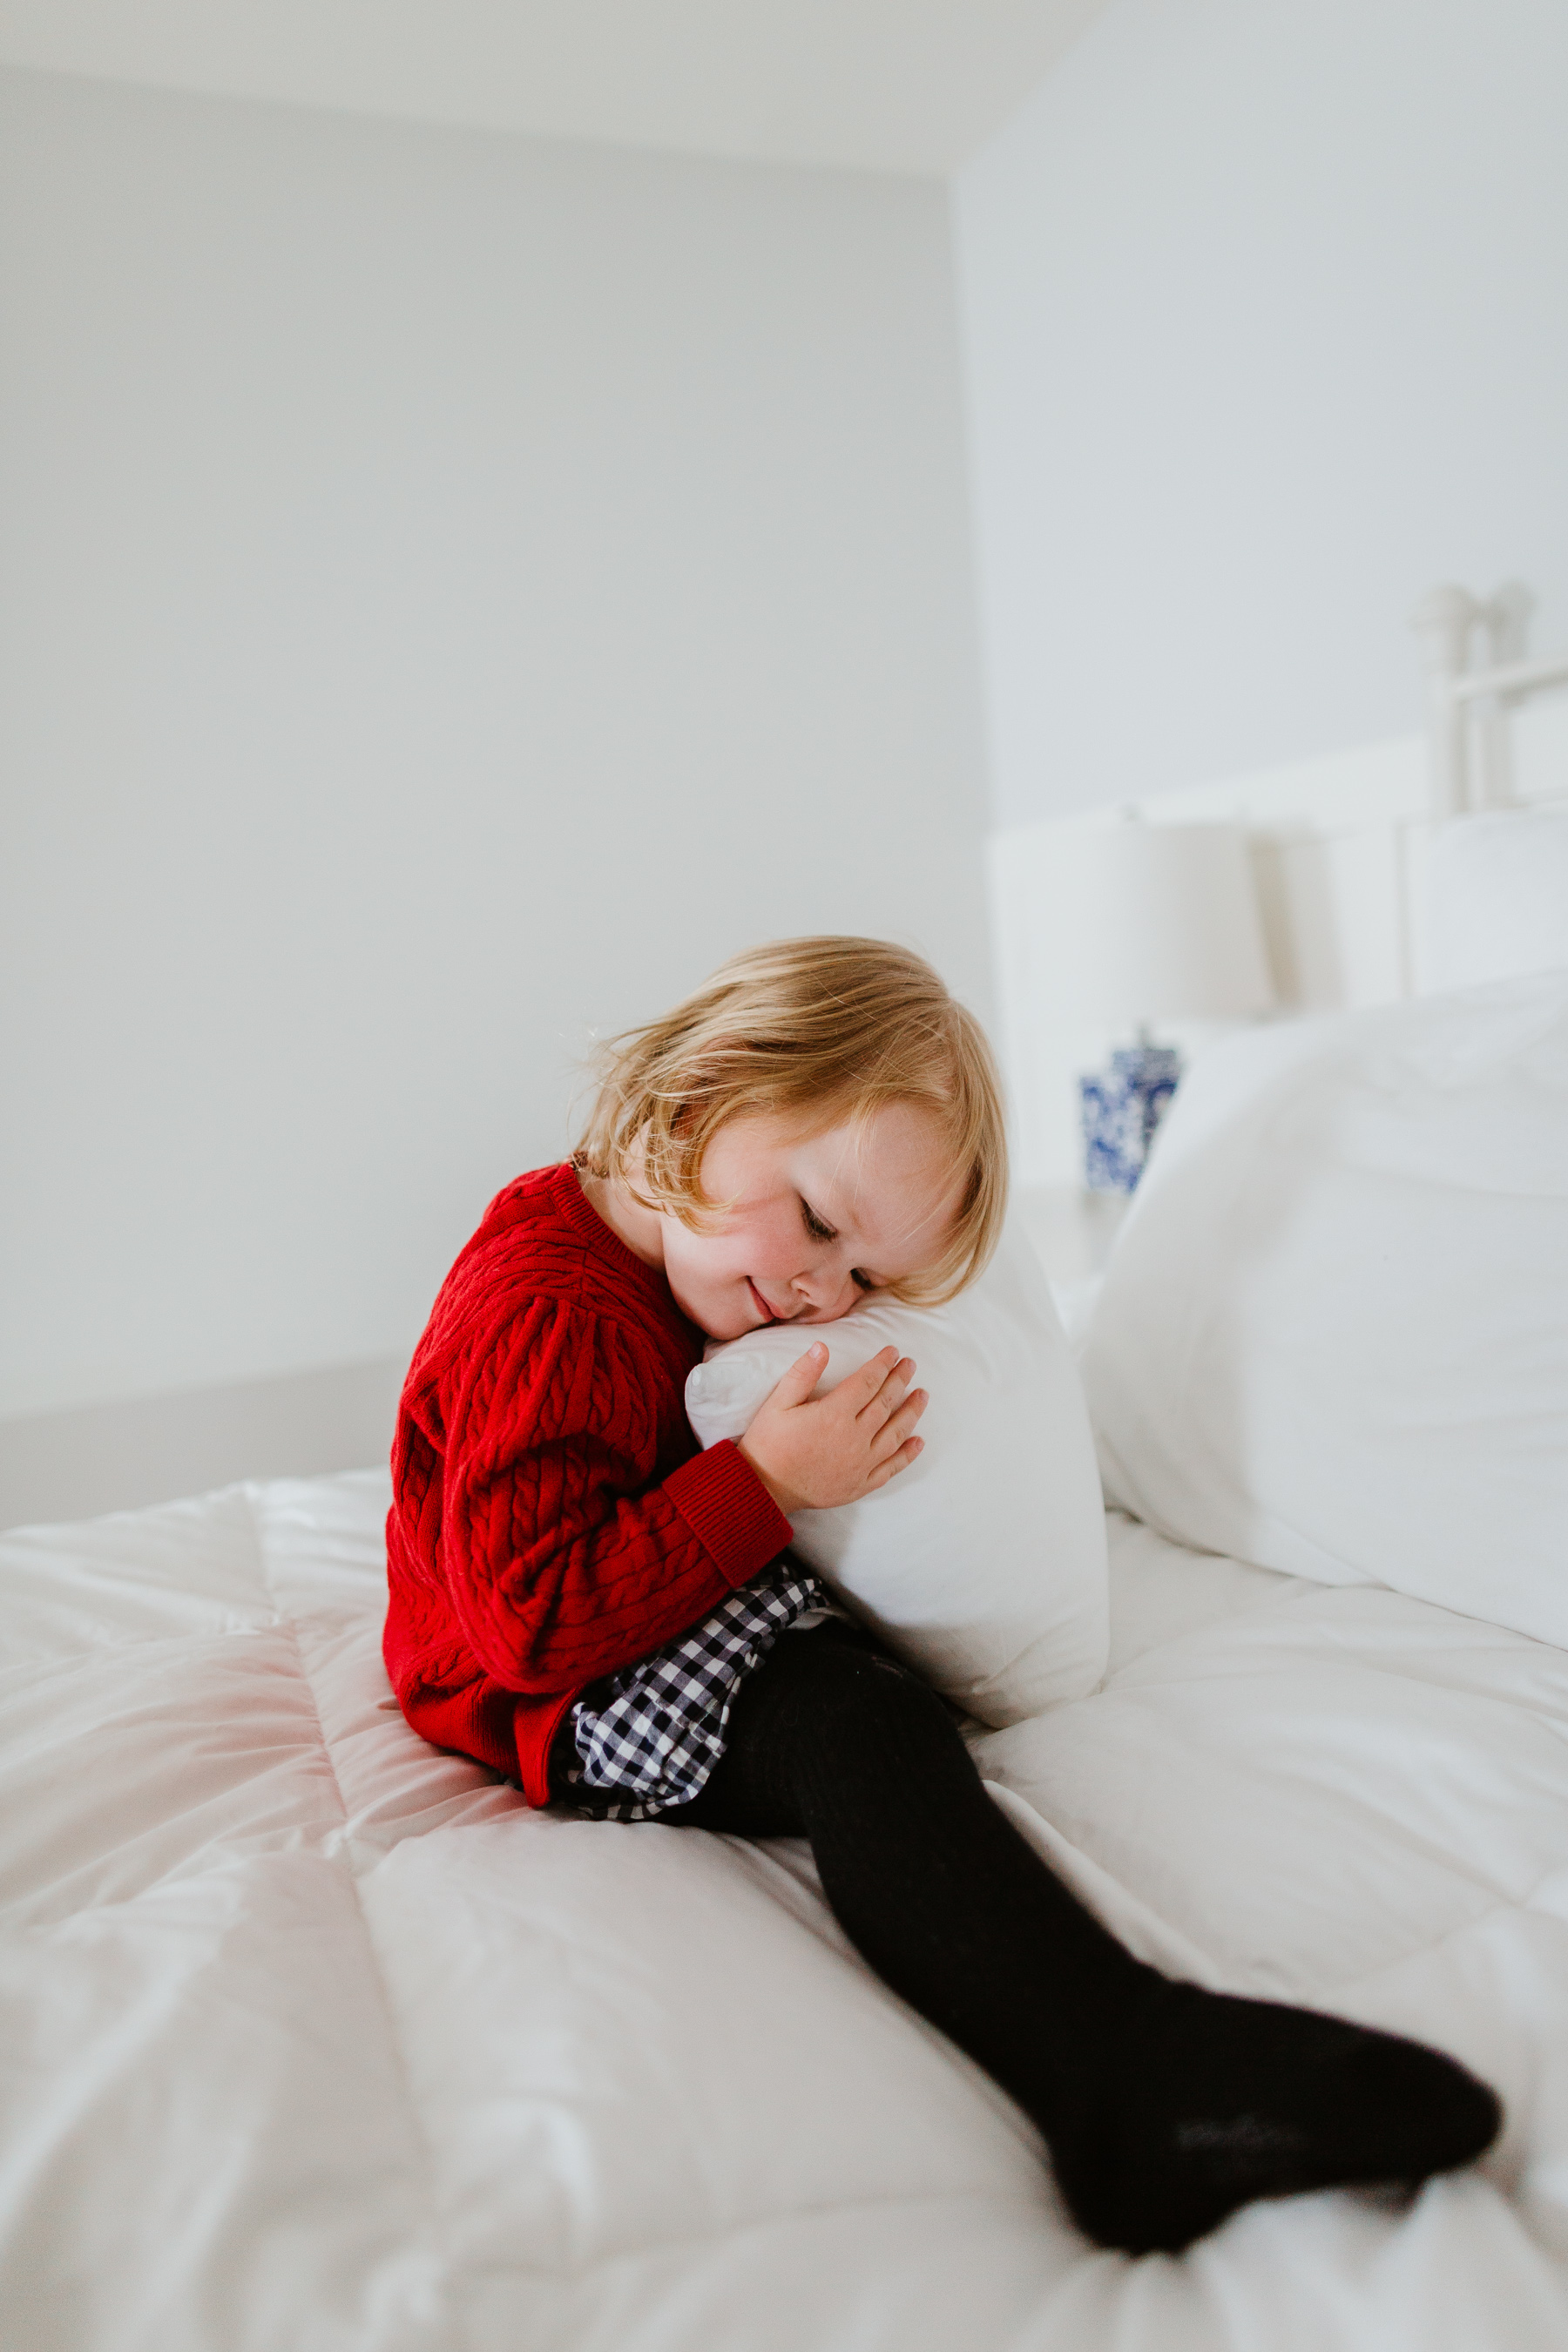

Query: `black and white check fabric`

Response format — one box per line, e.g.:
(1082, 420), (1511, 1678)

(558, 1555), (831, 1820)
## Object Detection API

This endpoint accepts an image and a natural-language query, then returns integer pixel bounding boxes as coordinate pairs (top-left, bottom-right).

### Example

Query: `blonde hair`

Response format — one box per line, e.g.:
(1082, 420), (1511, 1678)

(575, 936), (1008, 1304)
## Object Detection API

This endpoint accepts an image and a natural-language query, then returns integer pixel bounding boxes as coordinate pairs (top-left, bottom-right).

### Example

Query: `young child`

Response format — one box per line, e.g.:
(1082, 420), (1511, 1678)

(384, 935), (1498, 2254)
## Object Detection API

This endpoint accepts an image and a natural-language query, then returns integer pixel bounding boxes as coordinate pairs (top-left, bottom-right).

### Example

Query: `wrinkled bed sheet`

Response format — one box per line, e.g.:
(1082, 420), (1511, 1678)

(3, 1473), (1566, 2352)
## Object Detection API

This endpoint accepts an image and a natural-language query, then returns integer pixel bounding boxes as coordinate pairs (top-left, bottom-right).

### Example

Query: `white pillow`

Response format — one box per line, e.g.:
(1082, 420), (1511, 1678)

(684, 1227), (1108, 1727)
(1083, 973), (1568, 1646)
(1426, 806), (1568, 991)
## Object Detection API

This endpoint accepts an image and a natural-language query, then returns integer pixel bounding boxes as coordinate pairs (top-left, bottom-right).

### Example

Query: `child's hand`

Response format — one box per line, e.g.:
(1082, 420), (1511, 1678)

(736, 1343), (927, 1518)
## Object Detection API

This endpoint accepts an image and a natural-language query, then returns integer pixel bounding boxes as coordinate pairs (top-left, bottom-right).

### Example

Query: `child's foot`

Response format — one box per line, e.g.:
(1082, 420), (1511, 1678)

(1049, 1979), (1502, 2254)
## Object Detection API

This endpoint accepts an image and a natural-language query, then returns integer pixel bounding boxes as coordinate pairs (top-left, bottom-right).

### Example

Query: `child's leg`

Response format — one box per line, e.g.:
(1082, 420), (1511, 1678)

(668, 1623), (1499, 2254)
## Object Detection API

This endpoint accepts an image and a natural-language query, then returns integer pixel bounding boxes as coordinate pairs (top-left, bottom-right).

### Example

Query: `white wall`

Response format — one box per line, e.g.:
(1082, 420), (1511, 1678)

(0, 71), (990, 1466)
(956, 0), (1568, 829)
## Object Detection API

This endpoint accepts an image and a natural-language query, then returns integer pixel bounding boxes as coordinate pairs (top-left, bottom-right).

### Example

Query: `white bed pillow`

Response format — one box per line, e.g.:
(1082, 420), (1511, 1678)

(1083, 972), (1568, 1646)
(1426, 805), (1568, 991)
(685, 1226), (1108, 1727)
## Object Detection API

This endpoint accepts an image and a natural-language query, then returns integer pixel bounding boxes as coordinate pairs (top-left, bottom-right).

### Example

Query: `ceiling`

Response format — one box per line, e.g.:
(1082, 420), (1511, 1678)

(0, 0), (1103, 177)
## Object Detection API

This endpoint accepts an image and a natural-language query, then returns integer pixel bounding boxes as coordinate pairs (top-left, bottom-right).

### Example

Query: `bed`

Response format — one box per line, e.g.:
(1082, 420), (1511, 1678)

(4, 593), (1567, 2349)
(5, 1466), (1568, 2351)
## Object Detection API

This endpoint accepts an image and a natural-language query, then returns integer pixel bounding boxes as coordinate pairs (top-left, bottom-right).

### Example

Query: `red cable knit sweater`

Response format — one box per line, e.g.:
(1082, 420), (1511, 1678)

(383, 1162), (794, 1804)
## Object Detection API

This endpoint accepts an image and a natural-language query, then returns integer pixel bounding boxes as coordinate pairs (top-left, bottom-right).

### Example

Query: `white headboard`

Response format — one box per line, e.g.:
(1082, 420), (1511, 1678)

(1412, 581), (1568, 817)
(990, 583), (1568, 1187)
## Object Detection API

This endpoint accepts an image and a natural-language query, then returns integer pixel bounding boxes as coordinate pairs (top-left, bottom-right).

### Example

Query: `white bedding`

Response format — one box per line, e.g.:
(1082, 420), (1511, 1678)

(4, 1472), (1567, 2351)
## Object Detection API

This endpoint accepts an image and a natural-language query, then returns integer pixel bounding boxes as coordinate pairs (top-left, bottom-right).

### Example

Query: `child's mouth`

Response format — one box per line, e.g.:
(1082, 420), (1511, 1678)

(747, 1280), (780, 1324)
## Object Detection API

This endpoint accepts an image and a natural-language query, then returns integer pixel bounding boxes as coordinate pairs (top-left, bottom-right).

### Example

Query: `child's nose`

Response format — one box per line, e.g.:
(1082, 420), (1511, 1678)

(792, 1260), (858, 1321)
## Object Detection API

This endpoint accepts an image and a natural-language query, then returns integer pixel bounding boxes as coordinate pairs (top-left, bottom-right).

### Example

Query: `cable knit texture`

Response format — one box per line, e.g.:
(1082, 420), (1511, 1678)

(384, 1162), (794, 1803)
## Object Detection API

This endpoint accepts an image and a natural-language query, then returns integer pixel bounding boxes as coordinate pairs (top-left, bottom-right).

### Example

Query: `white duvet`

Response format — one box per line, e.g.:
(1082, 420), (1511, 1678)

(3, 1472), (1567, 2351)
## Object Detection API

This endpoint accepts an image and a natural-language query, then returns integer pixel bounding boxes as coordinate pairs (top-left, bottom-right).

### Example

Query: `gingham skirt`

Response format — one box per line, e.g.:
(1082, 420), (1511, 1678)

(556, 1554), (832, 1821)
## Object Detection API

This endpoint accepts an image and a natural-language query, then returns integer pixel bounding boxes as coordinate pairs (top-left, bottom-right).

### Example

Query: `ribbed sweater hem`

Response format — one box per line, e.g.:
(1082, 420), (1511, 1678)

(665, 1442), (794, 1587)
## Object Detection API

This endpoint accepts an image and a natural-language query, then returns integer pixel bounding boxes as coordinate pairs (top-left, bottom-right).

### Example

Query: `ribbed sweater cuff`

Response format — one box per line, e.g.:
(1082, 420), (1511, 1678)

(664, 1442), (794, 1588)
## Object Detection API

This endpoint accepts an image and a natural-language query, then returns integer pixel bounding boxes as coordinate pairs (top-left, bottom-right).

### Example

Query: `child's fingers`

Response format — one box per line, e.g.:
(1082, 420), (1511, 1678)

(869, 1389), (927, 1460)
(768, 1341), (828, 1408)
(864, 1435), (923, 1490)
(853, 1353), (916, 1424)
(842, 1346), (903, 1408)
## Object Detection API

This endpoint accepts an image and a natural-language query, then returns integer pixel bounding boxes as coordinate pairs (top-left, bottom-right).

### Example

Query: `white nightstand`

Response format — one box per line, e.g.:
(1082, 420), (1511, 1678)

(1012, 1184), (1128, 1340)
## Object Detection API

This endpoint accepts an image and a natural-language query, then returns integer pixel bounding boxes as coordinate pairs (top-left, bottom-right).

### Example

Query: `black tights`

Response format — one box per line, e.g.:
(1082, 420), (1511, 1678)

(652, 1622), (1499, 2254)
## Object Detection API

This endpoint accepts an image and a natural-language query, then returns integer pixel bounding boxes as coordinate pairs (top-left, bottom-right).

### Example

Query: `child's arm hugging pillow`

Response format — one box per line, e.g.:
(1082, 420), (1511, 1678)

(685, 1227), (1109, 1727)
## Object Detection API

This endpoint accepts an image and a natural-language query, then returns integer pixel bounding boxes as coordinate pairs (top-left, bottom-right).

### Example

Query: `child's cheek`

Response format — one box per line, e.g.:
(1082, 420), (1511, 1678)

(742, 1218), (801, 1280)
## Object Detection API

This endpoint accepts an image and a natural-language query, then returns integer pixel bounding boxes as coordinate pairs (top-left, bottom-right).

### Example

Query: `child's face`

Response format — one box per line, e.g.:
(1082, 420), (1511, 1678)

(660, 1104), (965, 1342)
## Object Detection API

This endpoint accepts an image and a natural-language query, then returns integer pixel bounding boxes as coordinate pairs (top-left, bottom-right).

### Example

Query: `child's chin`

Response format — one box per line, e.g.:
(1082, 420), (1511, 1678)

(673, 1289), (745, 1342)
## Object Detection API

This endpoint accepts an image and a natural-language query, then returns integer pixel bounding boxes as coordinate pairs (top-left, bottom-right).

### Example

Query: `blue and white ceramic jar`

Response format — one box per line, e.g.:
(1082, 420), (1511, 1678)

(1078, 1040), (1182, 1193)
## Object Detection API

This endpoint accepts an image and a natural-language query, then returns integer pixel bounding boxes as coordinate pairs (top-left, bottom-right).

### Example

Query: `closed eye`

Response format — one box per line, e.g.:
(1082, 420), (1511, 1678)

(801, 1198), (836, 1243)
(802, 1197), (878, 1292)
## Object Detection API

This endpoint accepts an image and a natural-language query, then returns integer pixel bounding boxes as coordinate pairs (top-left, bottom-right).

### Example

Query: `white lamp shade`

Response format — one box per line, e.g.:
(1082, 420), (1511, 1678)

(1031, 821), (1275, 1031)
